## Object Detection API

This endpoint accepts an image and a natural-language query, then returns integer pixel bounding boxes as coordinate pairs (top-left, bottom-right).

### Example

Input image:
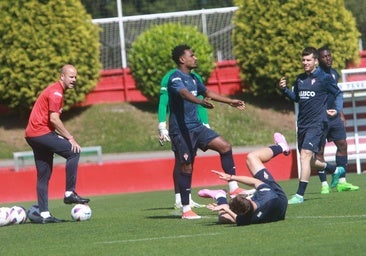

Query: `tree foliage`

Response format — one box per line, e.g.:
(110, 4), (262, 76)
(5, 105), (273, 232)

(344, 0), (366, 46)
(0, 0), (101, 112)
(128, 23), (215, 102)
(233, 0), (360, 97)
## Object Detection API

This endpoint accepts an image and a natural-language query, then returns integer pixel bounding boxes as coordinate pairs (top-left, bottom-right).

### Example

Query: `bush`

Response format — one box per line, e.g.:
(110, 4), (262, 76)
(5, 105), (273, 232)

(0, 0), (101, 112)
(233, 0), (360, 97)
(128, 23), (215, 102)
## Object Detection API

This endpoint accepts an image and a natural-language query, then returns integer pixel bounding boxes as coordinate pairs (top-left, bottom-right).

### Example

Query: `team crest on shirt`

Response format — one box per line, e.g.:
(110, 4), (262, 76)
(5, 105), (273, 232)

(183, 153), (189, 161)
(54, 91), (63, 97)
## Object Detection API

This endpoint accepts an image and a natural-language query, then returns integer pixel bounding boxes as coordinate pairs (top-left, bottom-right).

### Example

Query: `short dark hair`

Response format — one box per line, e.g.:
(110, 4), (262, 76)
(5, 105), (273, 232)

(318, 45), (331, 54)
(229, 194), (253, 216)
(302, 46), (318, 59)
(171, 44), (191, 65)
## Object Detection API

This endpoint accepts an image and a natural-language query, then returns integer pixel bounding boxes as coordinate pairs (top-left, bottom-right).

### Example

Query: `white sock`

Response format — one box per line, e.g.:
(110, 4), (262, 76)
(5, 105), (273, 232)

(279, 143), (287, 152)
(40, 211), (51, 218)
(65, 191), (73, 197)
(175, 193), (181, 204)
(215, 191), (226, 199)
(321, 181), (329, 187)
(182, 205), (191, 213)
(228, 180), (239, 192)
(339, 178), (346, 183)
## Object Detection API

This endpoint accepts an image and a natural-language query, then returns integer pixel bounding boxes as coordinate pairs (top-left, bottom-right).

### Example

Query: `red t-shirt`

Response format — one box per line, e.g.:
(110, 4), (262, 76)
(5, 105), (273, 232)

(25, 81), (64, 137)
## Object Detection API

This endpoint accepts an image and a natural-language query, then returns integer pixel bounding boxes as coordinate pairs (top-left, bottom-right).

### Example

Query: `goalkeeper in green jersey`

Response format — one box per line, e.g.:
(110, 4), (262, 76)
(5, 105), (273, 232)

(158, 68), (209, 209)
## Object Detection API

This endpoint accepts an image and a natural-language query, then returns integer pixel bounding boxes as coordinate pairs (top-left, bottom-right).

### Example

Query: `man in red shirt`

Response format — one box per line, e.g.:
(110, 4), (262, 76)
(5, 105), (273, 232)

(25, 64), (90, 224)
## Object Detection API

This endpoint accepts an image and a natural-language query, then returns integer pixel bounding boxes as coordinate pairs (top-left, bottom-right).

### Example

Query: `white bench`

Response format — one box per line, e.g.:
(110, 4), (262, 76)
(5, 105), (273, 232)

(13, 146), (103, 172)
(323, 89), (366, 174)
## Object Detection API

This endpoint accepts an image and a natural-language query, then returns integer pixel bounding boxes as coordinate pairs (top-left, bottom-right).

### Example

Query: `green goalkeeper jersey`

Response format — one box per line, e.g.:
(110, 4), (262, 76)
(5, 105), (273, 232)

(157, 69), (209, 125)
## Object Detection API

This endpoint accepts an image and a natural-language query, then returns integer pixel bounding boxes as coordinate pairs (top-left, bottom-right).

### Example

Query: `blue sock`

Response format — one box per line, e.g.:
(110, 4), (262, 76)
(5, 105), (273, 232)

(269, 145), (282, 157)
(318, 170), (327, 182)
(217, 197), (228, 205)
(336, 155), (347, 178)
(324, 163), (336, 174)
(296, 181), (308, 196)
(220, 150), (236, 175)
(179, 172), (192, 206)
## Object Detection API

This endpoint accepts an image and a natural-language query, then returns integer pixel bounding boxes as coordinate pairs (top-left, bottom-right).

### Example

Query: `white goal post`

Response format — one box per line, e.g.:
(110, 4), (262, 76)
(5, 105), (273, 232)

(92, 7), (238, 70)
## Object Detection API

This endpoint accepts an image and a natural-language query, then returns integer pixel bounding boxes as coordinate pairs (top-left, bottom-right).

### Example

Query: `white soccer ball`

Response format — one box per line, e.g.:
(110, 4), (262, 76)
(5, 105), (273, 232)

(71, 204), (92, 221)
(0, 207), (11, 226)
(9, 206), (27, 224)
(27, 205), (41, 222)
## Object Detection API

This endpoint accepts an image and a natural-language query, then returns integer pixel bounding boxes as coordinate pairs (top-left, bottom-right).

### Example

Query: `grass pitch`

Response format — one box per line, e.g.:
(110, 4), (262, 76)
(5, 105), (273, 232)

(0, 173), (365, 256)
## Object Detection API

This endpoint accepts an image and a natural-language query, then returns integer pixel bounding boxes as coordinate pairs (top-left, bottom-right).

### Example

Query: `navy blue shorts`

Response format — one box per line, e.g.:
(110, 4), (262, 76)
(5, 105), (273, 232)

(170, 125), (219, 164)
(297, 123), (327, 153)
(254, 168), (287, 201)
(326, 116), (346, 142)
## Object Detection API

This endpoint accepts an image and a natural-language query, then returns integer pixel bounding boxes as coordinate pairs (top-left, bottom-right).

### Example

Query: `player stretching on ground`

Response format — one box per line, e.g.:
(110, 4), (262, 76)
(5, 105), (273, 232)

(198, 132), (289, 225)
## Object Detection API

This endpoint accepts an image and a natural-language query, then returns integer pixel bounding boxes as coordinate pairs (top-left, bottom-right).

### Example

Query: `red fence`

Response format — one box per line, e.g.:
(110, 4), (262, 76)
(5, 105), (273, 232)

(80, 60), (243, 105)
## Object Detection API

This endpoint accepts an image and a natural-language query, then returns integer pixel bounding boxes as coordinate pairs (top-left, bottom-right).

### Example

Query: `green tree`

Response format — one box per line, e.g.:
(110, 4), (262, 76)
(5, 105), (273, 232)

(128, 23), (215, 102)
(345, 0), (366, 47)
(233, 0), (360, 97)
(0, 0), (101, 112)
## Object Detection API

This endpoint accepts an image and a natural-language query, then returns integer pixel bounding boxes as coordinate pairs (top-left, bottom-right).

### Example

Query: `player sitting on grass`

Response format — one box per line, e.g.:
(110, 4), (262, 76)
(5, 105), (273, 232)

(198, 132), (289, 225)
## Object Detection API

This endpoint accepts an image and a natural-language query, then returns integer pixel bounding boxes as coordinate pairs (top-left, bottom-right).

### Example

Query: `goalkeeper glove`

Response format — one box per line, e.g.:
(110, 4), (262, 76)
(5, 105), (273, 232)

(158, 122), (170, 145)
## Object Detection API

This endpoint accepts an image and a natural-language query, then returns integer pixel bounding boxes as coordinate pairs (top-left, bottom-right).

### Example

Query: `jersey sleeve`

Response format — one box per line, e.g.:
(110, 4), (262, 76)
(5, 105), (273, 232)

(197, 95), (209, 124)
(158, 89), (169, 122)
(157, 69), (175, 122)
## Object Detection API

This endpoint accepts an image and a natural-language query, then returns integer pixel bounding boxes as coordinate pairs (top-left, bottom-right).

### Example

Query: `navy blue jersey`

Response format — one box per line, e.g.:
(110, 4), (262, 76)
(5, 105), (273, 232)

(320, 67), (343, 115)
(236, 169), (287, 226)
(167, 69), (207, 134)
(283, 67), (340, 129)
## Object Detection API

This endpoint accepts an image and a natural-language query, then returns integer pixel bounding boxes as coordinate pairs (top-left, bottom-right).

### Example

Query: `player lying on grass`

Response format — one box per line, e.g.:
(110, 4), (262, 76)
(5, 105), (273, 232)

(198, 132), (289, 225)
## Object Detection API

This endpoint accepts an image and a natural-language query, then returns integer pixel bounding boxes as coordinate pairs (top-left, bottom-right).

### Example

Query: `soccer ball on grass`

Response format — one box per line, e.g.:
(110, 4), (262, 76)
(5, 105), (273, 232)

(71, 204), (92, 221)
(27, 205), (41, 222)
(0, 207), (11, 226)
(9, 206), (27, 224)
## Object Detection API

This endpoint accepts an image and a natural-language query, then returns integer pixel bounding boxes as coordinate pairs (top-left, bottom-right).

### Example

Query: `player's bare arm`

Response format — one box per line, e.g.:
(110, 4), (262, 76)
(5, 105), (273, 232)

(50, 112), (81, 153)
(179, 88), (214, 109)
(211, 170), (263, 188)
(204, 90), (245, 110)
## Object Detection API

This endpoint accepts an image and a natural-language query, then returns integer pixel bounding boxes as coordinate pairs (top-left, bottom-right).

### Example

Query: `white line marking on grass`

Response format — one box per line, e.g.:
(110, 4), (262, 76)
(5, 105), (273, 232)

(96, 232), (221, 244)
(289, 214), (366, 219)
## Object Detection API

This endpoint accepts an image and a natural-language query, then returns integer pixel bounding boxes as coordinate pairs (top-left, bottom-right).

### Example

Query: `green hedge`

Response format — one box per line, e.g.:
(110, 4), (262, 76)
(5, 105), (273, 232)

(233, 0), (360, 97)
(128, 23), (215, 102)
(0, 0), (101, 112)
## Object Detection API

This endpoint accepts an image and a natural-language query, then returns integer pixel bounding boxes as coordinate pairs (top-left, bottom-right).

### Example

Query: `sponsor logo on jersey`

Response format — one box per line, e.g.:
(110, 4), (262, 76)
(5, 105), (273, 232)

(299, 90), (315, 99)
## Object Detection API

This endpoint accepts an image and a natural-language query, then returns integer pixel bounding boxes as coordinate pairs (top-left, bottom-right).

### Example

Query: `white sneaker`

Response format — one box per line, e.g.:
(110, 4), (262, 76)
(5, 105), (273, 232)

(174, 200), (205, 209)
(174, 202), (182, 210)
(189, 200), (206, 208)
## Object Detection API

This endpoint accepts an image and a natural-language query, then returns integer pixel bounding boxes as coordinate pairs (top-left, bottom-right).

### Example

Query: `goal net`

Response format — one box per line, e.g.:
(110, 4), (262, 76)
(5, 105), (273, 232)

(93, 7), (238, 70)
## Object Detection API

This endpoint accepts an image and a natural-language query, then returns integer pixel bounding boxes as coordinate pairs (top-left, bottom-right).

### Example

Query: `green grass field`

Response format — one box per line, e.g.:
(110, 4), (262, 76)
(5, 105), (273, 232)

(0, 173), (365, 256)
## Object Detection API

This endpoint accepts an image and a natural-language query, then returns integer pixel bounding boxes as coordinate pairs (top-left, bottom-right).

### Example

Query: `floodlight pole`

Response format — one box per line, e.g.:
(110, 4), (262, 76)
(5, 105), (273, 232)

(117, 0), (128, 101)
(117, 0), (127, 69)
